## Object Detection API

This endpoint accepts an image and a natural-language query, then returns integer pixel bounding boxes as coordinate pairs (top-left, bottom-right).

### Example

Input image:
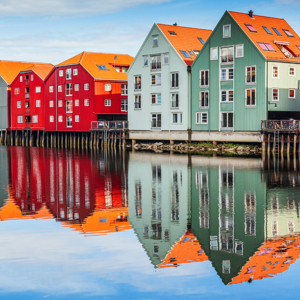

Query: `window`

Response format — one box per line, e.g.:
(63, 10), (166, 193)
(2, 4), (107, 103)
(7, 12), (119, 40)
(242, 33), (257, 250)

(193, 50), (200, 55)
(273, 66), (279, 78)
(200, 91), (209, 108)
(49, 100), (54, 107)
(75, 99), (79, 106)
(246, 65), (256, 84)
(263, 26), (272, 34)
(151, 55), (161, 70)
(172, 113), (182, 124)
(283, 29), (294, 37)
(14, 88), (19, 95)
(180, 50), (191, 58)
(36, 86), (41, 93)
(221, 90), (234, 102)
(74, 84), (79, 91)
(236, 44), (244, 58)
(151, 94), (161, 105)
(17, 101), (21, 108)
(153, 245), (159, 256)
(73, 68), (78, 75)
(210, 236), (218, 250)
(66, 83), (72, 96)
(245, 24), (257, 32)
(58, 100), (63, 107)
(105, 99), (111, 106)
(17, 116), (23, 123)
(31, 75), (34, 81)
(66, 116), (72, 127)
(223, 25), (231, 38)
(84, 83), (89, 90)
(221, 46), (234, 64)
(297, 45), (300, 50)
(32, 115), (38, 123)
(164, 53), (169, 64)
(257, 42), (275, 51)
(121, 98), (128, 111)
(153, 36), (158, 47)
(134, 76), (141, 90)
(246, 89), (256, 106)
(222, 260), (231, 274)
(84, 99), (89, 106)
(66, 100), (73, 113)
(220, 68), (233, 80)
(273, 27), (282, 36)
(49, 86), (54, 92)
(143, 55), (148, 66)
(66, 68), (72, 79)
(120, 84), (128, 95)
(221, 112), (233, 129)
(151, 114), (161, 128)
(134, 95), (141, 109)
(289, 89), (296, 99)
(289, 67), (295, 76)
(59, 70), (63, 77)
(75, 115), (79, 122)
(210, 47), (218, 60)
(36, 100), (40, 107)
(200, 70), (209, 87)
(49, 116), (54, 123)
(151, 74), (161, 85)
(58, 115), (63, 122)
(198, 37), (205, 44)
(171, 73), (179, 88)
(58, 85), (62, 92)
(103, 83), (111, 91)
(20, 76), (23, 82)
(171, 93), (179, 108)
(196, 112), (208, 124)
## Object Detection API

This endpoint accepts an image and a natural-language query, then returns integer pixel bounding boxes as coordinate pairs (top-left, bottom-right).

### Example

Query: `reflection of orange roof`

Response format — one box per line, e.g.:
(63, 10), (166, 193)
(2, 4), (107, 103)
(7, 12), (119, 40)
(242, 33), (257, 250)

(229, 234), (300, 285)
(0, 199), (53, 221)
(62, 207), (131, 236)
(57, 52), (134, 81)
(158, 229), (208, 268)
(157, 24), (212, 66)
(22, 64), (54, 80)
(229, 11), (300, 62)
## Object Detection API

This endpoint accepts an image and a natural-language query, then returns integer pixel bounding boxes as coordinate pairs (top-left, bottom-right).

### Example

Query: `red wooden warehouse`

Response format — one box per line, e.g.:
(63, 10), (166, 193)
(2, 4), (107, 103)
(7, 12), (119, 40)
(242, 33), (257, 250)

(44, 52), (134, 132)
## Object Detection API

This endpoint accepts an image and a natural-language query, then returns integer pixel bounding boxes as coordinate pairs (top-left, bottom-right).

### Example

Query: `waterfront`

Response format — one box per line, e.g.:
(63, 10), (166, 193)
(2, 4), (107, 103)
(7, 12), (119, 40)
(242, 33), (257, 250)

(0, 146), (300, 299)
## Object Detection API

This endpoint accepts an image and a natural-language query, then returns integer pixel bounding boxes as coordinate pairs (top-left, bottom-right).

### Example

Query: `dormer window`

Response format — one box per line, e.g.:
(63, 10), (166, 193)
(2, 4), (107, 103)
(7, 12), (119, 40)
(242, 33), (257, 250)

(263, 26), (272, 34)
(245, 24), (257, 32)
(283, 29), (294, 37)
(168, 31), (177, 36)
(198, 37), (205, 44)
(274, 41), (297, 58)
(180, 50), (191, 58)
(257, 42), (275, 51)
(273, 28), (282, 36)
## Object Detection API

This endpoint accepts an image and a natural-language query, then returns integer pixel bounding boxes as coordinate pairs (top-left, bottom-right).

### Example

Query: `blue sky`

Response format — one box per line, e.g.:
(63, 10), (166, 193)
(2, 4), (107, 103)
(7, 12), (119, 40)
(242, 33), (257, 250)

(0, 0), (299, 64)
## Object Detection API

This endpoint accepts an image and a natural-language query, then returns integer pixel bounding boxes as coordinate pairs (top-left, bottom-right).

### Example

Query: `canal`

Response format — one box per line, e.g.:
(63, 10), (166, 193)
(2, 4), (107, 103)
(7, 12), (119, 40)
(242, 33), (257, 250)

(0, 146), (299, 299)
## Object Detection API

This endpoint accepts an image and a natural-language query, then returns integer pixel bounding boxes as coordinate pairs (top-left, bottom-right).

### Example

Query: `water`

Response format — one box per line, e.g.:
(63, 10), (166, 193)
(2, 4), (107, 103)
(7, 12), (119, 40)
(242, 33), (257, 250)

(0, 146), (300, 299)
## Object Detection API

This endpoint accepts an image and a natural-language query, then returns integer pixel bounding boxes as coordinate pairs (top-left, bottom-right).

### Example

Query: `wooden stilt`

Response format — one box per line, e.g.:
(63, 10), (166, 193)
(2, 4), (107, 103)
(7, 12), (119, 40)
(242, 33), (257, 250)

(294, 135), (297, 155)
(287, 135), (291, 156)
(267, 134), (270, 155)
(281, 134), (284, 156)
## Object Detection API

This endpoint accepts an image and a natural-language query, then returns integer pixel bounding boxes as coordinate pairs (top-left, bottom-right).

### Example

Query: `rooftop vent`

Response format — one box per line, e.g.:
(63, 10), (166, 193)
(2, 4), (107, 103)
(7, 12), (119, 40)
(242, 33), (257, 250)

(248, 10), (254, 18)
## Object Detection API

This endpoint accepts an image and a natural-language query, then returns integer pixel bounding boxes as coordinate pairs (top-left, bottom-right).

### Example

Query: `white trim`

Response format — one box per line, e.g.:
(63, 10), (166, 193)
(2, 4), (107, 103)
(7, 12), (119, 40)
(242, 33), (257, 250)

(199, 69), (209, 88)
(210, 47), (218, 60)
(220, 111), (234, 130)
(220, 67), (234, 81)
(245, 88), (256, 107)
(272, 65), (279, 78)
(172, 112), (183, 124)
(199, 90), (209, 108)
(272, 88), (279, 101)
(196, 112), (208, 125)
(289, 66), (296, 76)
(220, 45), (234, 65)
(236, 44), (244, 58)
(220, 90), (234, 103)
(289, 89), (296, 99)
(245, 65), (256, 85)
(223, 24), (231, 38)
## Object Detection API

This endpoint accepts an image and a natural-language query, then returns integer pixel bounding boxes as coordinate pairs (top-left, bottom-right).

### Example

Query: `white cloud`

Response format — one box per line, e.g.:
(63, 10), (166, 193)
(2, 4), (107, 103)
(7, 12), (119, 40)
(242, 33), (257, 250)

(0, 0), (172, 17)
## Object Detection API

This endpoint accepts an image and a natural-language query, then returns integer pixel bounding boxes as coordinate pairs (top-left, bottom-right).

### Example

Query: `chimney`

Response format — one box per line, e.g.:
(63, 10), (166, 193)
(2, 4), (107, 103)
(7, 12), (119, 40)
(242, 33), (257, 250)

(248, 10), (254, 18)
(173, 22), (177, 26)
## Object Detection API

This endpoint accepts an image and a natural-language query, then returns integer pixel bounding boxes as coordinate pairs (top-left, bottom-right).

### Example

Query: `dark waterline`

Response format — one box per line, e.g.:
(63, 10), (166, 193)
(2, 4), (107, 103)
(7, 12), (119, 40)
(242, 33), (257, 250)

(0, 146), (300, 299)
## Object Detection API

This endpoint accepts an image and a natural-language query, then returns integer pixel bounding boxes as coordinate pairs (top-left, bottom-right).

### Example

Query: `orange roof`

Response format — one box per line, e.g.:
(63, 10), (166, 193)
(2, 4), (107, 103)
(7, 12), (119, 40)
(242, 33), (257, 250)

(21, 63), (54, 80)
(229, 11), (300, 62)
(229, 234), (300, 285)
(57, 52), (134, 81)
(158, 229), (208, 268)
(157, 24), (212, 66)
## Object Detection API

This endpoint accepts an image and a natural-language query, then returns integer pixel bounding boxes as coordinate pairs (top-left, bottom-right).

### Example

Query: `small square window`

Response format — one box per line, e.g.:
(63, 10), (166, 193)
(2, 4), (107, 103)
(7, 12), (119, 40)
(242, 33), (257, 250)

(32, 115), (38, 123)
(58, 100), (63, 107)
(49, 116), (54, 123)
(49, 86), (54, 93)
(289, 67), (295, 76)
(223, 25), (231, 38)
(36, 86), (41, 93)
(196, 112), (208, 124)
(84, 99), (89, 106)
(289, 89), (296, 99)
(84, 83), (89, 90)
(17, 116), (23, 123)
(73, 68), (78, 75)
(59, 70), (63, 77)
(36, 100), (40, 107)
(104, 84), (111, 91)
(49, 100), (54, 107)
(75, 115), (79, 122)
(75, 99), (79, 106)
(58, 115), (63, 122)
(58, 85), (62, 92)
(105, 99), (111, 106)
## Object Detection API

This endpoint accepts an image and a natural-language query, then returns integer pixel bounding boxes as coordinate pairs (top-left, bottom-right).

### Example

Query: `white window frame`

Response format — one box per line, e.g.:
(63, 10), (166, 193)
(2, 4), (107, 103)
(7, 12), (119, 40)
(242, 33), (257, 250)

(121, 98), (128, 112)
(105, 83), (111, 91)
(245, 65), (256, 85)
(49, 86), (54, 93)
(236, 44), (244, 58)
(66, 68), (72, 80)
(143, 55), (148, 66)
(289, 67), (295, 76)
(151, 94), (161, 105)
(272, 88), (279, 101)
(105, 99), (111, 106)
(66, 100), (73, 113)
(223, 24), (231, 38)
(35, 86), (41, 93)
(66, 116), (72, 127)
(153, 35), (158, 47)
(74, 84), (79, 91)
(84, 99), (89, 106)
(151, 113), (161, 128)
(17, 101), (21, 108)
(121, 84), (128, 95)
(289, 89), (296, 99)
(210, 47), (218, 60)
(221, 90), (234, 102)
(36, 100), (40, 108)
(199, 70), (209, 87)
(32, 115), (38, 123)
(20, 76), (23, 82)
(59, 70), (63, 77)
(58, 115), (63, 122)
(220, 68), (234, 81)
(220, 45), (234, 64)
(172, 113), (183, 124)
(164, 53), (169, 64)
(73, 68), (78, 76)
(58, 100), (63, 107)
(84, 83), (89, 90)
(75, 115), (79, 122)
(58, 85), (62, 92)
(134, 95), (141, 110)
(31, 74), (34, 81)
(200, 91), (209, 108)
(15, 88), (19, 95)
(75, 99), (79, 106)
(17, 116), (23, 123)
(220, 112), (234, 129)
(49, 100), (54, 107)
(272, 65), (279, 78)
(49, 115), (54, 123)
(151, 74), (161, 85)
(65, 83), (72, 96)
(171, 93), (179, 109)
(245, 88), (256, 107)
(196, 112), (208, 124)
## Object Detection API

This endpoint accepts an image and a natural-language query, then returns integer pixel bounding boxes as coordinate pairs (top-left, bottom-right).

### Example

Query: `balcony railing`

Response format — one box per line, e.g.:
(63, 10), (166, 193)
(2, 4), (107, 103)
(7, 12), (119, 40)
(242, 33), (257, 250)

(151, 62), (161, 71)
(25, 108), (30, 114)
(25, 79), (29, 86)
(25, 122), (31, 128)
(25, 93), (29, 99)
(221, 55), (234, 64)
(134, 84), (141, 90)
(91, 121), (128, 130)
(261, 120), (300, 132)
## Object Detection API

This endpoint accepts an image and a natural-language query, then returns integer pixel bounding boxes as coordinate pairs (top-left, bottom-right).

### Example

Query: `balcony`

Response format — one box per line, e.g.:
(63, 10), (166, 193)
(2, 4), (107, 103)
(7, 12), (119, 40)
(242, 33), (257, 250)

(151, 62), (161, 71)
(25, 122), (31, 128)
(25, 79), (29, 86)
(25, 93), (29, 99)
(25, 108), (30, 114)
(261, 120), (300, 132)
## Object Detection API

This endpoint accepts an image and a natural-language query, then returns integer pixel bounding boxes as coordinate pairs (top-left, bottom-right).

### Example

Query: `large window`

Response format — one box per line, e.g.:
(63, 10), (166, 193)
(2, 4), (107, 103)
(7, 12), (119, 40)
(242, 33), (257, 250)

(121, 84), (128, 95)
(200, 91), (209, 108)
(151, 114), (161, 128)
(246, 89), (256, 106)
(66, 116), (72, 127)
(171, 93), (179, 108)
(200, 70), (209, 87)
(221, 112), (233, 129)
(221, 46), (234, 64)
(66, 100), (73, 113)
(121, 98), (128, 111)
(17, 116), (23, 123)
(246, 66), (256, 84)
(171, 73), (179, 88)
(134, 95), (141, 109)
(223, 25), (231, 38)
(65, 83), (72, 96)
(221, 90), (234, 102)
(134, 76), (141, 90)
(196, 112), (208, 124)
(220, 68), (233, 80)
(66, 68), (72, 80)
(151, 55), (161, 71)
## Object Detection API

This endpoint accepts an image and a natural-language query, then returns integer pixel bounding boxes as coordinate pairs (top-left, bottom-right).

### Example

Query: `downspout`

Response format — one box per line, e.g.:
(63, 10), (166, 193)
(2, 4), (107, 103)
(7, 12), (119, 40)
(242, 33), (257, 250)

(55, 68), (58, 131)
(266, 61), (268, 121)
(187, 65), (192, 142)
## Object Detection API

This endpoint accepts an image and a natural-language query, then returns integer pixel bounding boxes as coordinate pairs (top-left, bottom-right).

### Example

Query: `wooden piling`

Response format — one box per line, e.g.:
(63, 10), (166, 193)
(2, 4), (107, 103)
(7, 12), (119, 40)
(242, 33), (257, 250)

(267, 134), (270, 155)
(294, 135), (297, 155)
(29, 130), (33, 147)
(287, 135), (291, 156)
(281, 134), (284, 156)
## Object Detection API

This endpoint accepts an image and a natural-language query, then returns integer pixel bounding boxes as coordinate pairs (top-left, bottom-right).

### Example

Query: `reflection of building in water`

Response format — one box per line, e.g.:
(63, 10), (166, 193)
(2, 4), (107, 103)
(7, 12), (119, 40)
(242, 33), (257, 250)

(128, 152), (207, 268)
(0, 147), (9, 208)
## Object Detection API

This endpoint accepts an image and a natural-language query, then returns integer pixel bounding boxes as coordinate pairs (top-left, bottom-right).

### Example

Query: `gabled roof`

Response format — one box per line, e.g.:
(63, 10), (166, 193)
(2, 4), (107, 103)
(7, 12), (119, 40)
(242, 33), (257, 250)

(157, 24), (212, 66)
(229, 11), (300, 62)
(0, 60), (49, 85)
(21, 63), (54, 80)
(57, 52), (134, 81)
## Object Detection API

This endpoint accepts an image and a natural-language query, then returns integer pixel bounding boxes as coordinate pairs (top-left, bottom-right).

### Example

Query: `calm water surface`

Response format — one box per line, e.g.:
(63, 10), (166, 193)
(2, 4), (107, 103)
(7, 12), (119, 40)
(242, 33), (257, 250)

(0, 146), (299, 299)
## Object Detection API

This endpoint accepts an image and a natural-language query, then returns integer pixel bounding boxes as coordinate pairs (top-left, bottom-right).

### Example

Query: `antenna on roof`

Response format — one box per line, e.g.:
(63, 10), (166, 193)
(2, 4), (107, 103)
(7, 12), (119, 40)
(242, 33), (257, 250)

(248, 10), (254, 18)
(114, 55), (117, 69)
(173, 22), (177, 26)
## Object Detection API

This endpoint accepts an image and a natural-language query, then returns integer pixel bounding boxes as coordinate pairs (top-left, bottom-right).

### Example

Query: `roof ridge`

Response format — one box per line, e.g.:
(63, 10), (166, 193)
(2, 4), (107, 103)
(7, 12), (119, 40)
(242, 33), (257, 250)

(79, 51), (86, 64)
(228, 10), (285, 20)
(156, 23), (212, 31)
(0, 60), (51, 64)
